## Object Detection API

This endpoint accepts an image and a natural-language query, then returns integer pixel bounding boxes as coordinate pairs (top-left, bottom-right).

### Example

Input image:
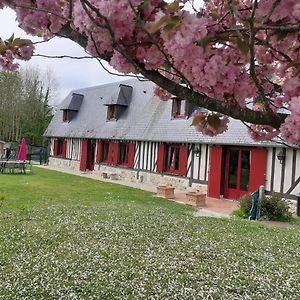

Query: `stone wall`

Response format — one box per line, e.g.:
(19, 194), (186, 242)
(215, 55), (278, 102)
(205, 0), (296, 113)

(94, 163), (207, 192)
(48, 158), (207, 192)
(49, 157), (80, 170)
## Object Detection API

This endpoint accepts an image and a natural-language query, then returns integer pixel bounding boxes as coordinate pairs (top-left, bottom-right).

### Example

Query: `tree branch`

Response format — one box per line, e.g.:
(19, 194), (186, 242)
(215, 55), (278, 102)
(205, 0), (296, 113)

(55, 9), (287, 130)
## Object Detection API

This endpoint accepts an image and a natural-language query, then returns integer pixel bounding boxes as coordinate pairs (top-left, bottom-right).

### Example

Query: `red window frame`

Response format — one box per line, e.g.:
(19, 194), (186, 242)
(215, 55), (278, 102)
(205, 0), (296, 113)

(116, 142), (135, 168)
(107, 105), (117, 120)
(164, 144), (180, 174)
(118, 143), (129, 166)
(63, 110), (69, 122)
(172, 98), (187, 119)
(157, 143), (188, 176)
(54, 138), (66, 158)
(96, 141), (113, 165)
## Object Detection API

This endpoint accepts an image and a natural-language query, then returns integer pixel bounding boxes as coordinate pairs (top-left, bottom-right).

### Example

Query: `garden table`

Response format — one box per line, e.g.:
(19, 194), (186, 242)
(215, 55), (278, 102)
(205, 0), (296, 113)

(0, 160), (28, 174)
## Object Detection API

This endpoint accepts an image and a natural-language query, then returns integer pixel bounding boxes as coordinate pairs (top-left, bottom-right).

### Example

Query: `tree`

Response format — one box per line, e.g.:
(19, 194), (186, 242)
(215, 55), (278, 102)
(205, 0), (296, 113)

(0, 0), (299, 144)
(0, 67), (55, 146)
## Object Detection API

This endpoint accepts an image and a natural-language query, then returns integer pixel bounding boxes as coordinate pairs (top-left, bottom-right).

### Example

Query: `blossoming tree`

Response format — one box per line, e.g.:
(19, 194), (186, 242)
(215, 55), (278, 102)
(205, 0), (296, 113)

(1, 0), (300, 144)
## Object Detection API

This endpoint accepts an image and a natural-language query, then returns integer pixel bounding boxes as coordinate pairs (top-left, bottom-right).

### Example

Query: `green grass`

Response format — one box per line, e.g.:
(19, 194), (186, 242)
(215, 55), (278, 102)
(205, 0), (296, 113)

(0, 167), (300, 299)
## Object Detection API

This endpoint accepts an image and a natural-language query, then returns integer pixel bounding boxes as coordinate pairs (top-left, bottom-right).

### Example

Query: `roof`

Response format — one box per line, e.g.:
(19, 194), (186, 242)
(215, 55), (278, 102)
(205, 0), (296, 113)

(104, 84), (133, 106)
(60, 93), (84, 111)
(44, 78), (279, 147)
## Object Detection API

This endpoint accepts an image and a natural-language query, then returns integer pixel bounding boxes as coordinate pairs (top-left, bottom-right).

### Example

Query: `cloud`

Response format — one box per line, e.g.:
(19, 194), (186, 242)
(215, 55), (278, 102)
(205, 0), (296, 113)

(0, 2), (203, 102)
(0, 8), (128, 103)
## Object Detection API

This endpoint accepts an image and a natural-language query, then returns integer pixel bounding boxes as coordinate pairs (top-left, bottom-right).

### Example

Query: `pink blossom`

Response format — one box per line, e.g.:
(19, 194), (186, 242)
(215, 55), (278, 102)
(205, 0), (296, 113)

(109, 51), (138, 74)
(1, 0), (300, 144)
(143, 45), (164, 70)
(192, 111), (229, 136)
(154, 86), (171, 101)
(293, 3), (300, 19)
(18, 44), (34, 60)
(249, 125), (279, 141)
(282, 77), (300, 100)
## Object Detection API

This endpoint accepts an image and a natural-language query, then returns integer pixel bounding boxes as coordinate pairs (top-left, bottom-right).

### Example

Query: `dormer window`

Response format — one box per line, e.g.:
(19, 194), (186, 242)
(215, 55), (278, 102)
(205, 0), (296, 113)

(104, 84), (133, 121)
(107, 105), (117, 120)
(60, 93), (84, 123)
(63, 110), (70, 122)
(172, 98), (188, 118)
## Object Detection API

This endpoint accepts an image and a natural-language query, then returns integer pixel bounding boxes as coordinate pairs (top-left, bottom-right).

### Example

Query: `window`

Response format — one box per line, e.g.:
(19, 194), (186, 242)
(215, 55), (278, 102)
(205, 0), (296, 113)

(107, 105), (117, 120)
(101, 141), (110, 163)
(54, 138), (64, 157)
(116, 142), (134, 168)
(57, 139), (63, 156)
(172, 99), (187, 118)
(164, 145), (180, 172)
(118, 143), (129, 165)
(63, 110), (69, 122)
(157, 143), (188, 176)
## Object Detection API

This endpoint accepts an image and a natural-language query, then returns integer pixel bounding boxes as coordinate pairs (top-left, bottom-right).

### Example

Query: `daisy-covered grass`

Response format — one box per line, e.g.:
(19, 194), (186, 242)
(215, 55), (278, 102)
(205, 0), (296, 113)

(0, 167), (299, 299)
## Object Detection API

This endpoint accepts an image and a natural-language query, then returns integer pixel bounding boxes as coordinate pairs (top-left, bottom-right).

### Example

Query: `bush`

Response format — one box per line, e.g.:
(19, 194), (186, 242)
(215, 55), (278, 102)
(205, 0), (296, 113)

(261, 195), (292, 222)
(239, 194), (252, 215)
(237, 193), (292, 222)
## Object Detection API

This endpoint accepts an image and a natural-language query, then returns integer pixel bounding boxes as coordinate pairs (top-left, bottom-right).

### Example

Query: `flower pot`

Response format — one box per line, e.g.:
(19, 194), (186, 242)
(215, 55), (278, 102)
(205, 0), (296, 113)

(156, 185), (175, 199)
(186, 192), (206, 207)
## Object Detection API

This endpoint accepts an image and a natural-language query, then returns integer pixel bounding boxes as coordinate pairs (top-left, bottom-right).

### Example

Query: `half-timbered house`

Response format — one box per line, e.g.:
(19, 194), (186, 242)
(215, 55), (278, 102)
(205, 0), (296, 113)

(44, 79), (300, 200)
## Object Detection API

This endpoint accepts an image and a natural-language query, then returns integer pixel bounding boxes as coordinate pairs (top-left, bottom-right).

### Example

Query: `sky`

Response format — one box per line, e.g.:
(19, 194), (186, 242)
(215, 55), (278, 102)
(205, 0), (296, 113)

(0, 2), (202, 104)
(0, 8), (126, 104)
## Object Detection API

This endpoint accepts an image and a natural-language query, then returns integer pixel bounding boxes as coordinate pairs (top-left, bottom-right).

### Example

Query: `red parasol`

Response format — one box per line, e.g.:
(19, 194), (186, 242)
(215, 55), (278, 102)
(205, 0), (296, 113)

(18, 137), (27, 161)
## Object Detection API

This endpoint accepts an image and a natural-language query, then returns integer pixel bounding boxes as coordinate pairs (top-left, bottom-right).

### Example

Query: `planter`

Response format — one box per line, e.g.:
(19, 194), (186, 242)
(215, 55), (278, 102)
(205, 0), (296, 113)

(109, 173), (119, 180)
(156, 185), (175, 199)
(186, 192), (206, 207)
(102, 172), (109, 179)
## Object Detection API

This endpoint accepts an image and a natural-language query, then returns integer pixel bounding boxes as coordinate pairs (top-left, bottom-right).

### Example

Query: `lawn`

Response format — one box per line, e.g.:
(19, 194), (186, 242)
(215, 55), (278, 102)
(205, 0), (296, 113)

(0, 167), (300, 299)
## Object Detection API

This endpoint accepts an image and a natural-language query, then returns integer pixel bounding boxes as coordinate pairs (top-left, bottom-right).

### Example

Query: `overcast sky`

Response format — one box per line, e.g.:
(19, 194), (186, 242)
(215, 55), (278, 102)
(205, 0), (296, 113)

(0, 8), (127, 104)
(0, 2), (202, 104)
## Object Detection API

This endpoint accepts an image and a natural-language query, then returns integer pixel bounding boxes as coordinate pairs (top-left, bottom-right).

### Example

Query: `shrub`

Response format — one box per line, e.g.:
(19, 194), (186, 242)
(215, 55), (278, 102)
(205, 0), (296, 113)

(261, 195), (292, 222)
(239, 194), (252, 215)
(238, 193), (292, 222)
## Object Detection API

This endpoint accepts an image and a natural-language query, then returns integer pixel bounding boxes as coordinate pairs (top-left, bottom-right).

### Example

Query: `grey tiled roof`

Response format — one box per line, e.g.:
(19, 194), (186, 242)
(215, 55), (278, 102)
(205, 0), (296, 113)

(44, 79), (277, 147)
(61, 93), (84, 111)
(104, 84), (132, 106)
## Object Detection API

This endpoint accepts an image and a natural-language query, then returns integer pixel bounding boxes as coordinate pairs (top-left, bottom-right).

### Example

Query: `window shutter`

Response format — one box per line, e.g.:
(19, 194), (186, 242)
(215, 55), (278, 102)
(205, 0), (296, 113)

(80, 139), (88, 171)
(128, 143), (135, 168)
(178, 145), (188, 176)
(156, 143), (165, 172)
(112, 142), (119, 166)
(249, 148), (267, 192)
(207, 146), (222, 198)
(62, 139), (67, 158)
(96, 140), (102, 163)
(53, 139), (58, 156)
(107, 142), (113, 165)
(171, 99), (177, 117)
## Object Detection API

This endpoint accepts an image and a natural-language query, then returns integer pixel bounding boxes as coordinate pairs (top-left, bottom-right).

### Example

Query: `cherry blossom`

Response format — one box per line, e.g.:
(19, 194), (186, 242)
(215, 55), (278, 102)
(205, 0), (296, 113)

(0, 0), (300, 144)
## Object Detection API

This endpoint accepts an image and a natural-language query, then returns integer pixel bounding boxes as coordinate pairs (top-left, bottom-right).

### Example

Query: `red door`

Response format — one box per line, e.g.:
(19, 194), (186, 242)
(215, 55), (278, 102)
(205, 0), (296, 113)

(207, 146), (222, 198)
(80, 139), (95, 171)
(224, 148), (250, 200)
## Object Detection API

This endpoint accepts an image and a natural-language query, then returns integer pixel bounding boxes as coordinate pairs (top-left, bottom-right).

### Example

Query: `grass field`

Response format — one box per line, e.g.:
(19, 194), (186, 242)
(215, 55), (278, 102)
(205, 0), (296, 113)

(0, 167), (300, 299)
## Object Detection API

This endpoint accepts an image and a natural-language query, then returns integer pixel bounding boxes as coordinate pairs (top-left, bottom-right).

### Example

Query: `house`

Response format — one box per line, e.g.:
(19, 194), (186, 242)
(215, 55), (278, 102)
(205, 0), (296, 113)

(44, 79), (300, 200)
